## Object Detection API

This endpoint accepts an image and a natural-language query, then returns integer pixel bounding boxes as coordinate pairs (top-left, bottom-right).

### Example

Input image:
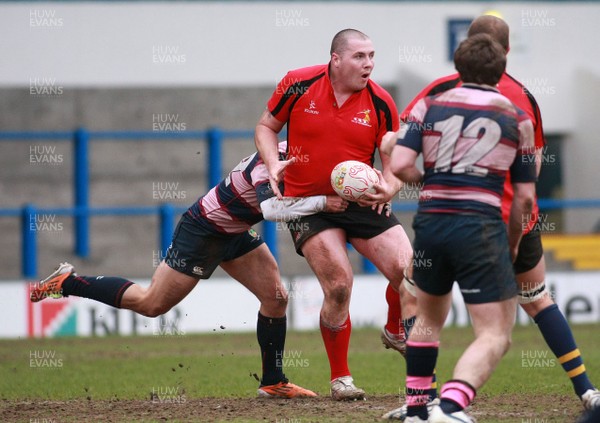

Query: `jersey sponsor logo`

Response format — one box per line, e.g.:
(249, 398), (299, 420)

(351, 109), (372, 127)
(192, 266), (204, 276)
(304, 100), (320, 115)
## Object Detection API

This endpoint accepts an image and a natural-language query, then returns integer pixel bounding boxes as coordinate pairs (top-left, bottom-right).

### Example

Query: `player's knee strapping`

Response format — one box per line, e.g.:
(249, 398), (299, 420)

(518, 281), (549, 304)
(403, 269), (417, 297)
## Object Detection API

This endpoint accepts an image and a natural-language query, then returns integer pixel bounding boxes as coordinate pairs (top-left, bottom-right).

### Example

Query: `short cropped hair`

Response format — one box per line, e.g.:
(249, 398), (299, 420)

(468, 15), (510, 52)
(330, 29), (369, 56)
(454, 33), (506, 86)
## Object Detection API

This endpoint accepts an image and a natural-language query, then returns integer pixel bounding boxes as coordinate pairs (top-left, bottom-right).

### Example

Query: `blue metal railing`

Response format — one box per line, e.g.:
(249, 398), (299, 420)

(0, 127), (269, 278)
(13, 204), (188, 277)
(5, 203), (276, 278)
(11, 197), (600, 278)
(3, 128), (600, 278)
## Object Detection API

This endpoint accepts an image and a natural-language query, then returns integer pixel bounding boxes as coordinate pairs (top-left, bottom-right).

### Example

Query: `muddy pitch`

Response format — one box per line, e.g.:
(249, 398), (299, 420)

(1, 393), (588, 422)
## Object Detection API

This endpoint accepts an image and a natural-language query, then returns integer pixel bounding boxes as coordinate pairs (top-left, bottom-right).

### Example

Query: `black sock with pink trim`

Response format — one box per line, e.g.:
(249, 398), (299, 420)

(439, 379), (477, 413)
(61, 275), (134, 308)
(405, 341), (439, 419)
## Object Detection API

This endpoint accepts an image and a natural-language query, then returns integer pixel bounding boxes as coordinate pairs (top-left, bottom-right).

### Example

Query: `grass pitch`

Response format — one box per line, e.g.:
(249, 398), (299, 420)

(1, 325), (599, 422)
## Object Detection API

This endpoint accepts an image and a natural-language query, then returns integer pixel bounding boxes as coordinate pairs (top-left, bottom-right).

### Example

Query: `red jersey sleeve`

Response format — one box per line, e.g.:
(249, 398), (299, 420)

(374, 89), (400, 147)
(531, 95), (546, 150)
(267, 71), (296, 124)
(499, 73), (546, 150)
(401, 89), (426, 122)
(400, 73), (461, 122)
(267, 65), (327, 124)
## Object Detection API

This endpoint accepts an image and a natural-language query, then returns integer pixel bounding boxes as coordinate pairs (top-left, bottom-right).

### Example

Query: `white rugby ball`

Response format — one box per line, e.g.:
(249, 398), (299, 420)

(330, 160), (379, 201)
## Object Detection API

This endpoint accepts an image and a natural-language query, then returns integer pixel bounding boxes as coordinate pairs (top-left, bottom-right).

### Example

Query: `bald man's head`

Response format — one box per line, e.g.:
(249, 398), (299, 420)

(468, 15), (510, 52)
(330, 29), (370, 56)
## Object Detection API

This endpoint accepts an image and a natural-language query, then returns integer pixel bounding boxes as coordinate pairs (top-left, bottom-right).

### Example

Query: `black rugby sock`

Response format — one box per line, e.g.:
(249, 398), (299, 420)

(404, 315), (438, 401)
(61, 274), (134, 308)
(256, 312), (287, 386)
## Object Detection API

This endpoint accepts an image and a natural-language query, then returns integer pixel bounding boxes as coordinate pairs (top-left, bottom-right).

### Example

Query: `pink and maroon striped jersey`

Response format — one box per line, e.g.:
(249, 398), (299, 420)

(187, 143), (287, 234)
(401, 72), (545, 232)
(399, 84), (536, 216)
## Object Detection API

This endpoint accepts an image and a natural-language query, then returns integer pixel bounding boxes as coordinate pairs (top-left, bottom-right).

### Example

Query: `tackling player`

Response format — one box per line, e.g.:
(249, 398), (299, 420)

(30, 142), (348, 399)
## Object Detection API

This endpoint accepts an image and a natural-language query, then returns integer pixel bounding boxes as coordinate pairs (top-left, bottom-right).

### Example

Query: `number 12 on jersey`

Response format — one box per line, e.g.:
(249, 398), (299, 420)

(432, 115), (502, 176)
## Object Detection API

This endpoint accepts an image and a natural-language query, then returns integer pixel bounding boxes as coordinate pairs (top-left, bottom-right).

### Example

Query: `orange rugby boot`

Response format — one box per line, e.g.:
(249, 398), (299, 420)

(30, 262), (75, 302)
(257, 380), (317, 399)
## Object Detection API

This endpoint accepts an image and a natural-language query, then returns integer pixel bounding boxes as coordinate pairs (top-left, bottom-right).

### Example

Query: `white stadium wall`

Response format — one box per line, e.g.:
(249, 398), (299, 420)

(3, 273), (600, 339)
(1, 2), (599, 285)
(3, 2), (600, 234)
(565, 69), (600, 233)
(1, 2), (599, 133)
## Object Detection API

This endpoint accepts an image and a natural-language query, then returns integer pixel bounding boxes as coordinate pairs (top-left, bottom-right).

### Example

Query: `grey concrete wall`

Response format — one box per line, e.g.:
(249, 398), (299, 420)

(2, 86), (403, 280)
(0, 80), (577, 280)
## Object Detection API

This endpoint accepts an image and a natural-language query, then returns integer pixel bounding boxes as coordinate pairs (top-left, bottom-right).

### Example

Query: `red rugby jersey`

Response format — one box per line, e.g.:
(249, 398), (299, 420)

(401, 72), (545, 234)
(268, 64), (399, 196)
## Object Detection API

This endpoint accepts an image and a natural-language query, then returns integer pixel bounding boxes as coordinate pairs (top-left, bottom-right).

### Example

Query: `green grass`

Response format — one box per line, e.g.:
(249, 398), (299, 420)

(2, 324), (599, 401)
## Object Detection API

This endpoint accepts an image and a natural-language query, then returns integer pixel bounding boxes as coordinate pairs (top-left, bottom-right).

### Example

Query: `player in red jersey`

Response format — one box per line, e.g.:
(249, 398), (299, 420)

(382, 15), (599, 420)
(30, 142), (349, 399)
(255, 29), (414, 400)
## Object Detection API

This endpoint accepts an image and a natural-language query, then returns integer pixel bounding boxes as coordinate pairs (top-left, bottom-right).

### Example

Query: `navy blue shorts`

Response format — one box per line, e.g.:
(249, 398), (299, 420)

(289, 202), (401, 255)
(164, 213), (264, 279)
(412, 213), (518, 304)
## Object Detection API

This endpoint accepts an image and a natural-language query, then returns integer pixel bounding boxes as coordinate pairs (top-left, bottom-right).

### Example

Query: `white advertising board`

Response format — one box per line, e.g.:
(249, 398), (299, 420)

(2, 272), (599, 338)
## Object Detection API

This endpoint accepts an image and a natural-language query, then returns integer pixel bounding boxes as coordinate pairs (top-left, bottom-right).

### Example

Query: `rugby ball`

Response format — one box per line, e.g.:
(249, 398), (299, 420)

(330, 160), (379, 201)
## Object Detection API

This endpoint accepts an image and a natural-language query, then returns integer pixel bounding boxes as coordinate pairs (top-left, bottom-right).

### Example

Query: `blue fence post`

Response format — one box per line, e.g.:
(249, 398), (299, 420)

(22, 204), (37, 278)
(346, 242), (377, 274)
(207, 127), (223, 189)
(74, 128), (90, 257)
(262, 221), (278, 262)
(362, 257), (377, 274)
(159, 204), (175, 256)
